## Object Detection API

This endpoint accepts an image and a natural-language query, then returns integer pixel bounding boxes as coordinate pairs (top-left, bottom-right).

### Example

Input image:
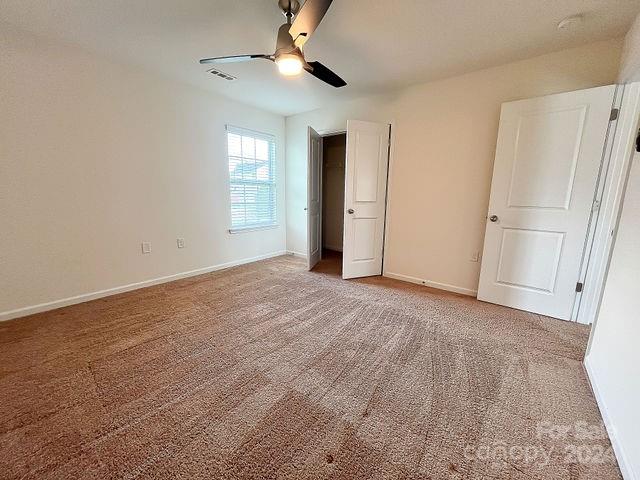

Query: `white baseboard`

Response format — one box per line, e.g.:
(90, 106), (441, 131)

(0, 250), (287, 322)
(286, 250), (307, 259)
(383, 271), (477, 297)
(584, 356), (636, 480)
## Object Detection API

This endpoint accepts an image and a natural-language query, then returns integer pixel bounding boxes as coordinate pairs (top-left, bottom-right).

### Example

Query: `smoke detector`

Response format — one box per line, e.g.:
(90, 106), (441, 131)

(557, 14), (584, 30)
(207, 68), (237, 81)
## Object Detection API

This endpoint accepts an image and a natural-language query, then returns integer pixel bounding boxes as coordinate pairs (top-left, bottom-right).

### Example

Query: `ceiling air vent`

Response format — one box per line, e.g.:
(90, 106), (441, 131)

(207, 68), (237, 81)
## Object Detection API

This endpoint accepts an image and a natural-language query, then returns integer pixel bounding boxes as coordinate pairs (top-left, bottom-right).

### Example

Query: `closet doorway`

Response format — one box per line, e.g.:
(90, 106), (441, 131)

(307, 121), (391, 278)
(320, 133), (346, 271)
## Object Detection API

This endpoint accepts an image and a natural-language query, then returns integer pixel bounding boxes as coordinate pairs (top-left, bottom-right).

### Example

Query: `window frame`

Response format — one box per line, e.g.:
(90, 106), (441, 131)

(225, 125), (278, 234)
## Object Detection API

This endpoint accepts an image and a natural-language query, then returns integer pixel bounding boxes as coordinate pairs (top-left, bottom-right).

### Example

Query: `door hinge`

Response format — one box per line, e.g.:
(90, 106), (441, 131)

(610, 108), (619, 121)
(575, 282), (584, 293)
(592, 199), (601, 213)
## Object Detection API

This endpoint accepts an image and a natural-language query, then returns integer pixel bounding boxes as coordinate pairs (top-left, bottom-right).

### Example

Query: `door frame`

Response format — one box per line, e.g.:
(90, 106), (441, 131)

(579, 82), (640, 326)
(306, 122), (394, 274)
(307, 129), (347, 267)
(571, 85), (623, 322)
(381, 121), (397, 277)
(318, 130), (347, 256)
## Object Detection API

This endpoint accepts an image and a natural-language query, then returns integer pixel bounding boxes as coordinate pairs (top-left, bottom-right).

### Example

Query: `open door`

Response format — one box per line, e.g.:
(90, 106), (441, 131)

(342, 120), (391, 279)
(307, 127), (322, 270)
(477, 85), (616, 320)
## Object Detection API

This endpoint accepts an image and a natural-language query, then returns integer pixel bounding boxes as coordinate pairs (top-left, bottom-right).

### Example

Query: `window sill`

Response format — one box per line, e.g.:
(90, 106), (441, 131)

(228, 224), (279, 234)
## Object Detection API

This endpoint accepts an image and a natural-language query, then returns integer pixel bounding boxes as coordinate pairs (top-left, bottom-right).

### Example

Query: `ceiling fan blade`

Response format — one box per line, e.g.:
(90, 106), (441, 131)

(199, 54), (271, 64)
(289, 0), (333, 48)
(304, 61), (346, 88)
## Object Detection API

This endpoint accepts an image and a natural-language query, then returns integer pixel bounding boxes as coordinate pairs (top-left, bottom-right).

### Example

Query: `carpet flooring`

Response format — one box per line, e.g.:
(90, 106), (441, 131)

(0, 254), (621, 479)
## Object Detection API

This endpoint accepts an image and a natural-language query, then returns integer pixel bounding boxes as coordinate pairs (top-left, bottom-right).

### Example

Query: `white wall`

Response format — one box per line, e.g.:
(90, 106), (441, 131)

(586, 152), (640, 480)
(285, 39), (622, 294)
(321, 134), (346, 252)
(584, 18), (640, 480)
(0, 25), (286, 318)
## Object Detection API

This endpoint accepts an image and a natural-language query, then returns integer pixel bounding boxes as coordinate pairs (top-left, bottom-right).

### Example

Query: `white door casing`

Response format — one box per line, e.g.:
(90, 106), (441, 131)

(578, 84), (639, 325)
(307, 127), (322, 270)
(478, 85), (616, 320)
(342, 120), (391, 279)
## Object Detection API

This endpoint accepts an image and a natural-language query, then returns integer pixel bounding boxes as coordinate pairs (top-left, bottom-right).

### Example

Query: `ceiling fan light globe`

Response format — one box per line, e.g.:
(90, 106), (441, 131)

(276, 54), (304, 76)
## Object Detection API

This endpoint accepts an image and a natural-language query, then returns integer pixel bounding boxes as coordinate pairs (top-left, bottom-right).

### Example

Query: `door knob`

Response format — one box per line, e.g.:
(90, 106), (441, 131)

(347, 208), (354, 214)
(489, 215), (498, 222)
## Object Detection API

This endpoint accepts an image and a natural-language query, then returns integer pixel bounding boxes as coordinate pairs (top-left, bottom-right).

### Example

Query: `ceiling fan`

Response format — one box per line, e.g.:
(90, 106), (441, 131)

(199, 0), (346, 88)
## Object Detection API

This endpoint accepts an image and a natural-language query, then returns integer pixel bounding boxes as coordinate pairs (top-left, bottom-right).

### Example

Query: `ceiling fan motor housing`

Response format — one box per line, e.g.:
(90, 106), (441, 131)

(276, 23), (298, 56)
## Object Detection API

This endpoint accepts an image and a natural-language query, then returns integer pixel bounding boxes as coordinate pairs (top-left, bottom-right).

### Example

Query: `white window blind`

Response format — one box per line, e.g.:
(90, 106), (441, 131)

(226, 126), (277, 231)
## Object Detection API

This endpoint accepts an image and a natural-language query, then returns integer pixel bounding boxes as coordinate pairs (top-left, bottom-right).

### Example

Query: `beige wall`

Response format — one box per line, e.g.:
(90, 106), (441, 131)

(0, 26), (286, 318)
(285, 38), (622, 294)
(321, 134), (346, 252)
(619, 13), (640, 82)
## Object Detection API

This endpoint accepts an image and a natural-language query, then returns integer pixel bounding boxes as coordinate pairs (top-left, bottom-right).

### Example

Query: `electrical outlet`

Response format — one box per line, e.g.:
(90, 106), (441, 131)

(470, 251), (480, 262)
(141, 242), (151, 254)
(177, 238), (185, 249)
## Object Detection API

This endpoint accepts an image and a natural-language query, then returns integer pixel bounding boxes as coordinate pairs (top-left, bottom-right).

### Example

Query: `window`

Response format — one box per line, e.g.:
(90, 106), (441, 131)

(226, 126), (277, 232)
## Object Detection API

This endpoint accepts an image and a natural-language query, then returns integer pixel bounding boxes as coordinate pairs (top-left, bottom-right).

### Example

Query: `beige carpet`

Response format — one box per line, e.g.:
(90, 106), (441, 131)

(0, 254), (621, 479)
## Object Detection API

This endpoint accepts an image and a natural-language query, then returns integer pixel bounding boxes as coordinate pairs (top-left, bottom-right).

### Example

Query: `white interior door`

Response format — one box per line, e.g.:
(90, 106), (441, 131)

(478, 85), (616, 320)
(343, 120), (390, 279)
(307, 127), (322, 270)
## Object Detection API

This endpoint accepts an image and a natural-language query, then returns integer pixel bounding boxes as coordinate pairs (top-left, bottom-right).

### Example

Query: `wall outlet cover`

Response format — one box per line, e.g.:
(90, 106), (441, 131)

(141, 242), (151, 254)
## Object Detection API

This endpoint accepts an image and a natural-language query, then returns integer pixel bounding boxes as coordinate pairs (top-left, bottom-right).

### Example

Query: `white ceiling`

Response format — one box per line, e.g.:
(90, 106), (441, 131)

(2, 0), (639, 116)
